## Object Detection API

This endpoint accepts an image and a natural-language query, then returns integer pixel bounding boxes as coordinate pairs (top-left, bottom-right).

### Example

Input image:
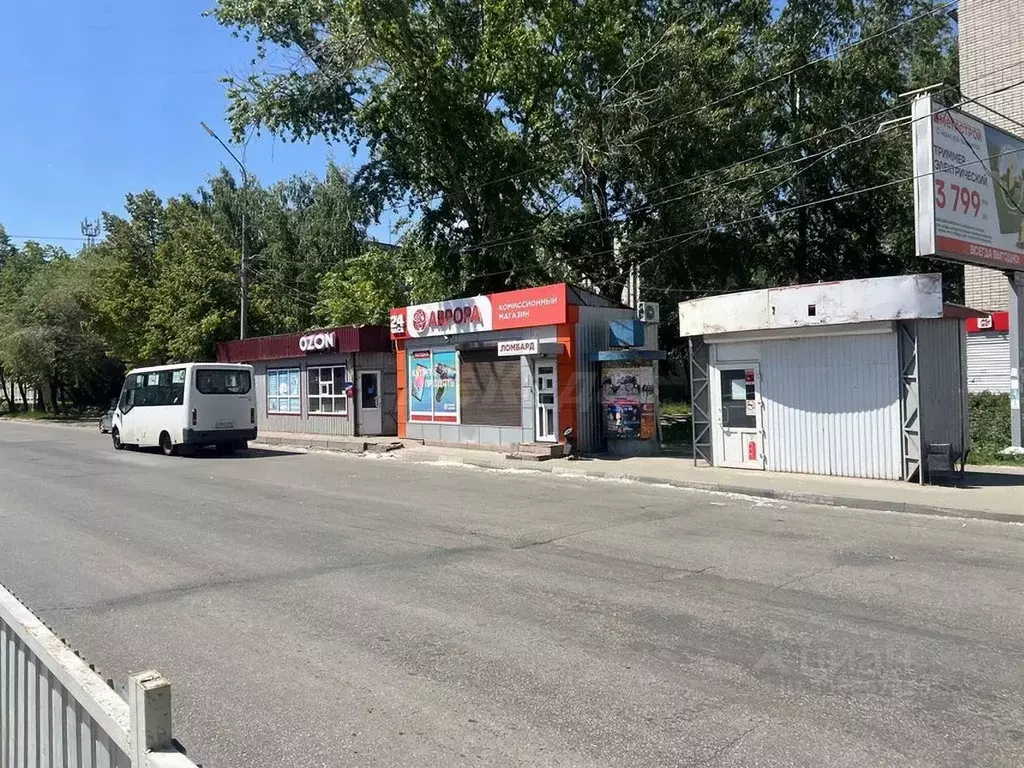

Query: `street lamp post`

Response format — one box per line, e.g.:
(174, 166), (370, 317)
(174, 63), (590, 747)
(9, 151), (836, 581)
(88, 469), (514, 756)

(200, 121), (250, 340)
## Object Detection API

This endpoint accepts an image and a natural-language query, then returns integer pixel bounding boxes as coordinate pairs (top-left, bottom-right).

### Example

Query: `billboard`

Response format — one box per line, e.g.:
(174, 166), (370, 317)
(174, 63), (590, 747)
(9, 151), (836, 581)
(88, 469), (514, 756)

(912, 94), (1024, 270)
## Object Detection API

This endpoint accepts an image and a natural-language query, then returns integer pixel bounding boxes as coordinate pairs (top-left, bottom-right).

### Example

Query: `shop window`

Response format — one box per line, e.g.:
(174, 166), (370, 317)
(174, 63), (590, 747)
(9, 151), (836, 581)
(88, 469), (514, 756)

(407, 349), (459, 423)
(268, 368), (302, 414)
(309, 365), (348, 415)
(460, 349), (521, 427)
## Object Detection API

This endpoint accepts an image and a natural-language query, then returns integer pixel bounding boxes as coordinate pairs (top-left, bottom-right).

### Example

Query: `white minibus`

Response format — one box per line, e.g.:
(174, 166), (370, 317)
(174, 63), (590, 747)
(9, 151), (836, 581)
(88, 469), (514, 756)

(111, 363), (257, 455)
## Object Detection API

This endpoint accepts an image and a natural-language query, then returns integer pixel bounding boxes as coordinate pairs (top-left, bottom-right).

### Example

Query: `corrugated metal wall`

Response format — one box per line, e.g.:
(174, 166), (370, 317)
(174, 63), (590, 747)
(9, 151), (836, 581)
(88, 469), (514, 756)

(575, 306), (636, 452)
(254, 353), (398, 436)
(916, 319), (970, 460)
(759, 332), (902, 479)
(965, 332), (1010, 393)
(360, 351), (399, 435)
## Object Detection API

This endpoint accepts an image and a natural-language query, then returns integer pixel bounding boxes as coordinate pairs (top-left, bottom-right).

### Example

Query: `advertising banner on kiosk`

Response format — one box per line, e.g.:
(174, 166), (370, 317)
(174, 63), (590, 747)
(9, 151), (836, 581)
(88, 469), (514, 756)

(600, 365), (656, 440)
(408, 349), (459, 423)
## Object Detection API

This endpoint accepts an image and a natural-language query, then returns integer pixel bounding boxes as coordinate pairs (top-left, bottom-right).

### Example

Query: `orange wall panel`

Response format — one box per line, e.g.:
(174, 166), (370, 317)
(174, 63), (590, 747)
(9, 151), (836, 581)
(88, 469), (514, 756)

(395, 342), (407, 438)
(556, 304), (578, 441)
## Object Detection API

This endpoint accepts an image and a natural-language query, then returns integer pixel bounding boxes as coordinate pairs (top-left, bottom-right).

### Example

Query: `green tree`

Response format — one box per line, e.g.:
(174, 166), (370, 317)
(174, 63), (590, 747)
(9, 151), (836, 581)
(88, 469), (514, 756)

(313, 241), (452, 326)
(209, 0), (772, 293)
(88, 191), (168, 366)
(143, 200), (240, 362)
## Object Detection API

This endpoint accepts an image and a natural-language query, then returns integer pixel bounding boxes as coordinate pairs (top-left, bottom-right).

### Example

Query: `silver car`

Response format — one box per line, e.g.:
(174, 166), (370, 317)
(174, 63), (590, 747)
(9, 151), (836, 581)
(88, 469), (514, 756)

(98, 407), (115, 434)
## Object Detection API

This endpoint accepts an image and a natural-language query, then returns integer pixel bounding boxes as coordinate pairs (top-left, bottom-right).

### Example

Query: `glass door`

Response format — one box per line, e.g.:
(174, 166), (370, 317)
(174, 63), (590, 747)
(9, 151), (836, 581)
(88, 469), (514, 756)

(357, 371), (382, 435)
(717, 365), (763, 469)
(534, 361), (558, 442)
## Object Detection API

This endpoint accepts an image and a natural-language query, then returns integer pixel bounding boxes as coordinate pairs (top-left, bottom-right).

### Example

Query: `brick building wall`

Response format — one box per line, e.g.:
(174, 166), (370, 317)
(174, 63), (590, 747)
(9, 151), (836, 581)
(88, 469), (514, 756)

(959, 0), (1024, 310)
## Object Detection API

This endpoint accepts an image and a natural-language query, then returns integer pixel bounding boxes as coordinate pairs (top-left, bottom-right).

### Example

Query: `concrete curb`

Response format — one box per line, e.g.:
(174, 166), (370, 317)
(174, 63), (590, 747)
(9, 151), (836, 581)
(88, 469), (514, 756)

(10, 420), (1017, 525)
(390, 452), (1022, 524)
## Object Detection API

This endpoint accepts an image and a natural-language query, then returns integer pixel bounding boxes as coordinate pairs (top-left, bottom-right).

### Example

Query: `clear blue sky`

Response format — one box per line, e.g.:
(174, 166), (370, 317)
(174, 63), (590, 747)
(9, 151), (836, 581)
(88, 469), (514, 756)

(0, 0), (388, 249)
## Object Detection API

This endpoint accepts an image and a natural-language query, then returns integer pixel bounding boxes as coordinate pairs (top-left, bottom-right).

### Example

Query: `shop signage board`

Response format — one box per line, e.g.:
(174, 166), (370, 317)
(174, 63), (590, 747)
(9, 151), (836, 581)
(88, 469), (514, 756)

(391, 284), (568, 339)
(912, 94), (1024, 269)
(298, 331), (337, 352)
(497, 339), (539, 356)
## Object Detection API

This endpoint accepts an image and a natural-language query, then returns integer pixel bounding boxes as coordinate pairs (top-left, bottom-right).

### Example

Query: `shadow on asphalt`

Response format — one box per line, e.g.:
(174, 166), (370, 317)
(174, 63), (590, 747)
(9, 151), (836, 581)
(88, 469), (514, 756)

(956, 470), (1024, 489)
(132, 447), (299, 460)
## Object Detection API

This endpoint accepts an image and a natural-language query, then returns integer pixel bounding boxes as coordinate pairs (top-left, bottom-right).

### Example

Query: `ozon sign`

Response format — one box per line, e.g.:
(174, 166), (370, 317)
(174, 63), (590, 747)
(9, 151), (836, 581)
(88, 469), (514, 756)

(299, 331), (337, 353)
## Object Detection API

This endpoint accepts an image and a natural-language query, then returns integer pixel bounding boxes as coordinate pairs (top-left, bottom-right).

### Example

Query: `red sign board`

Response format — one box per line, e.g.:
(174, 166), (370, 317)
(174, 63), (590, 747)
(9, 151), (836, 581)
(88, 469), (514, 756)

(748, 440), (758, 461)
(490, 284), (568, 331)
(391, 284), (568, 339)
(966, 311), (1009, 333)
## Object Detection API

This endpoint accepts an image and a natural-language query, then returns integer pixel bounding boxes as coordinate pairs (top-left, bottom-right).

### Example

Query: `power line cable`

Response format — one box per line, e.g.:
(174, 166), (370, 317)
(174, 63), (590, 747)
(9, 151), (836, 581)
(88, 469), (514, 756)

(456, 77), (1024, 258)
(250, 75), (1024, 304)
(363, 0), (961, 216)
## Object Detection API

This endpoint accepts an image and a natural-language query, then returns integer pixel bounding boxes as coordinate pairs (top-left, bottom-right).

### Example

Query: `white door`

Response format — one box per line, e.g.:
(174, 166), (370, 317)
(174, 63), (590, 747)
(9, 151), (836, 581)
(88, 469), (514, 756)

(115, 373), (139, 444)
(534, 360), (558, 442)
(357, 371), (382, 435)
(716, 364), (764, 469)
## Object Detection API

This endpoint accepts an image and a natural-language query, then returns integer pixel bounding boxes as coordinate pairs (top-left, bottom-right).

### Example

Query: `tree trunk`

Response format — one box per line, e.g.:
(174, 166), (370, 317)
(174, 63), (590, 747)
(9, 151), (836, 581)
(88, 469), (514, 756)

(0, 371), (11, 412)
(47, 378), (59, 416)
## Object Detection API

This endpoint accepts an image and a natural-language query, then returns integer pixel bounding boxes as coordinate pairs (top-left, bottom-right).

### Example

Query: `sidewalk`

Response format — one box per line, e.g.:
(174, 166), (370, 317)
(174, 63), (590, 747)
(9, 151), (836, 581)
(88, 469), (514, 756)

(255, 431), (1024, 524)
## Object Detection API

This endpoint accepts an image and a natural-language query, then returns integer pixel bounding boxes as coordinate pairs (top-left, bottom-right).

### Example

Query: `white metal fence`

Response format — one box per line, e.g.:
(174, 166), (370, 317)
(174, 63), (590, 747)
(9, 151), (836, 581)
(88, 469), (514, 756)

(1, 582), (200, 768)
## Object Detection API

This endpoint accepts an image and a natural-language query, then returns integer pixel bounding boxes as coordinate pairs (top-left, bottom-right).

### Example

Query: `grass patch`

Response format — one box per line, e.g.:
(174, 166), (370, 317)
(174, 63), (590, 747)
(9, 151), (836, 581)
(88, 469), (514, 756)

(661, 400), (691, 417)
(969, 392), (1024, 466)
(660, 415), (693, 450)
(0, 406), (104, 421)
(0, 409), (53, 420)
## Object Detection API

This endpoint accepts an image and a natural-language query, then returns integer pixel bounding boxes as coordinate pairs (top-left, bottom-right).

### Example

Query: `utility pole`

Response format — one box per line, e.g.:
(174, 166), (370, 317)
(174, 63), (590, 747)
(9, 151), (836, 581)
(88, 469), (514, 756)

(80, 218), (102, 247)
(200, 121), (249, 339)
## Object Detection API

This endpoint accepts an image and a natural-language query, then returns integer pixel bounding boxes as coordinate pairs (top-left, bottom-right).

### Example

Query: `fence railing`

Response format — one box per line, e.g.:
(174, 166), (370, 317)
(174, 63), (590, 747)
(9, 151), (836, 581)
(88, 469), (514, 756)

(1, 582), (200, 768)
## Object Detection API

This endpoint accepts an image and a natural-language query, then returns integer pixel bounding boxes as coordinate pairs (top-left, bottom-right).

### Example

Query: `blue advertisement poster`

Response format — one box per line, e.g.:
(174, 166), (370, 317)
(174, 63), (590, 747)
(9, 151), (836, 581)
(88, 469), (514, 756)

(408, 350), (434, 421)
(431, 350), (458, 421)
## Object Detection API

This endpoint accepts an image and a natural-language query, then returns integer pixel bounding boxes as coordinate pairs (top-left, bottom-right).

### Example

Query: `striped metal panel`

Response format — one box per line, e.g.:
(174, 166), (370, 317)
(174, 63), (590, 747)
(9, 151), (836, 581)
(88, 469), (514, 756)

(2, 594), (131, 768)
(917, 319), (970, 460)
(575, 306), (637, 452)
(254, 354), (358, 436)
(359, 351), (399, 435)
(965, 332), (1010, 393)
(759, 332), (902, 479)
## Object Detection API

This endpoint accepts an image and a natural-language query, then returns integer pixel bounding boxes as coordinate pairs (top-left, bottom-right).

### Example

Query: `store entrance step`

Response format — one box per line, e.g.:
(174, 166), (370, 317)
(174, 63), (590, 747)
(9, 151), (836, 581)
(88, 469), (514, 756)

(507, 443), (564, 461)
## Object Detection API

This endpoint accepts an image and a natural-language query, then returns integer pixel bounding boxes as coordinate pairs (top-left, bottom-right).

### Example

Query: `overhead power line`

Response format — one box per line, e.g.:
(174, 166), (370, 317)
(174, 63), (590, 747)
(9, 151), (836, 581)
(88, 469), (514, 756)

(456, 76), (1024, 258)
(367, 0), (961, 216)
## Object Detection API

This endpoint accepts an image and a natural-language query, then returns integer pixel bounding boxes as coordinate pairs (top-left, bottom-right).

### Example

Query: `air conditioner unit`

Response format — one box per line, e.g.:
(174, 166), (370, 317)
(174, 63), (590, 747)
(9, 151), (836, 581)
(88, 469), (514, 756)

(637, 301), (660, 324)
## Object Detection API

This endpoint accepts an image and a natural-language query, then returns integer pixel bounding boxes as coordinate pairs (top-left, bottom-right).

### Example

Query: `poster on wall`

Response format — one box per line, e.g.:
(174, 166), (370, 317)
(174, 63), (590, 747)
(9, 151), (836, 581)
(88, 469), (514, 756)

(408, 349), (459, 423)
(601, 365), (656, 440)
(409, 351), (434, 421)
(431, 349), (459, 421)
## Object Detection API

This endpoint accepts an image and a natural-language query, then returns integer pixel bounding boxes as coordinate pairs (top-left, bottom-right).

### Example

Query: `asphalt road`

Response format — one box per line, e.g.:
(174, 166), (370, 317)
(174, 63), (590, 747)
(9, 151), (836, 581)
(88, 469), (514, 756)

(1, 422), (1022, 768)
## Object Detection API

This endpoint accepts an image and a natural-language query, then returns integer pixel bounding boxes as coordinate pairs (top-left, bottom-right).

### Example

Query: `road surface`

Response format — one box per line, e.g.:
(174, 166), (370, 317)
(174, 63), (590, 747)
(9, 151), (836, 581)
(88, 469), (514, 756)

(0, 422), (1022, 767)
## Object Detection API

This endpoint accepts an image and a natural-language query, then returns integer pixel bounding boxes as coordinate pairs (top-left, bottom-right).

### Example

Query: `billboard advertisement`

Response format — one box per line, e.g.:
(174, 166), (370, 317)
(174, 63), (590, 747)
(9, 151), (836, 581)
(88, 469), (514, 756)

(391, 284), (568, 339)
(408, 349), (459, 423)
(913, 94), (1024, 269)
